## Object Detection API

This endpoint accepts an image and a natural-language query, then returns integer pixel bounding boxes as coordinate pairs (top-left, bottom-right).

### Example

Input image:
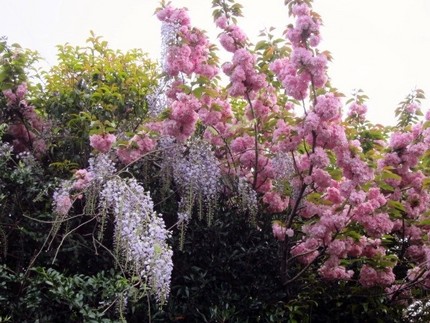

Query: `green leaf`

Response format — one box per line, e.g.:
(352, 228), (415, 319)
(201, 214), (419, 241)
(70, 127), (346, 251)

(328, 168), (342, 181)
(387, 200), (405, 213)
(255, 40), (268, 51)
(307, 192), (333, 206)
(417, 218), (430, 227)
(381, 169), (401, 181)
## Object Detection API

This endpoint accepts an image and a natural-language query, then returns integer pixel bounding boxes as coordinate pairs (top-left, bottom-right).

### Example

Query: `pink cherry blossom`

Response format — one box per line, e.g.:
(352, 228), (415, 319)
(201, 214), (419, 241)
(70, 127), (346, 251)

(89, 133), (116, 153)
(263, 191), (289, 213)
(272, 222), (286, 241)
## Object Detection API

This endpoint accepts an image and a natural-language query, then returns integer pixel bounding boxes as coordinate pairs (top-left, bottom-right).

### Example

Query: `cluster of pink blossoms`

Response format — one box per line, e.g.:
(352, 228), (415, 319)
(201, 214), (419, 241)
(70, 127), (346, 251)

(163, 93), (200, 142)
(318, 256), (354, 281)
(215, 15), (246, 52)
(272, 221), (293, 241)
(215, 11), (293, 213)
(3, 83), (47, 158)
(374, 116), (430, 291)
(52, 153), (116, 216)
(287, 3), (320, 47)
(264, 2), (414, 288)
(72, 169), (94, 191)
(155, 5), (221, 144)
(89, 133), (116, 153)
(200, 96), (236, 147)
(89, 132), (156, 165)
(116, 132), (155, 165)
(222, 48), (267, 97)
(53, 189), (73, 216)
(348, 102), (368, 121)
(359, 265), (396, 288)
(216, 15), (267, 97)
(230, 132), (289, 211)
(156, 6), (218, 79)
(270, 3), (327, 100)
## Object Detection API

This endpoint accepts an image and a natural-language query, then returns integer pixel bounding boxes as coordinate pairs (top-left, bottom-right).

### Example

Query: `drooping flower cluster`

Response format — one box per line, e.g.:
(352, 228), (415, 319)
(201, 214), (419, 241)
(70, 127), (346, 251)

(158, 136), (182, 170)
(148, 8), (182, 117)
(272, 151), (295, 186)
(51, 143), (173, 303)
(359, 264), (396, 288)
(147, 83), (170, 117)
(155, 4), (220, 143)
(72, 169), (94, 191)
(287, 3), (321, 48)
(199, 96), (235, 147)
(157, 136), (222, 227)
(0, 141), (12, 162)
(348, 102), (368, 121)
(215, 15), (246, 52)
(237, 176), (258, 218)
(87, 153), (116, 183)
(52, 153), (115, 217)
(272, 221), (287, 241)
(173, 139), (221, 214)
(99, 177), (173, 303)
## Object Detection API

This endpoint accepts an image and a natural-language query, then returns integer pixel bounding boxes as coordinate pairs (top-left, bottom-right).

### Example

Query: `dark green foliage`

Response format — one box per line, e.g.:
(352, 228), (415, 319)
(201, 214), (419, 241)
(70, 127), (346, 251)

(166, 210), (287, 322)
(0, 265), (129, 322)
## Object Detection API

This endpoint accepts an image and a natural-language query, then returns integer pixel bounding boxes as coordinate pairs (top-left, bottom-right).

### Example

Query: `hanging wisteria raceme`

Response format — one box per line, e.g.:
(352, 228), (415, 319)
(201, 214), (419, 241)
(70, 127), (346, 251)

(52, 153), (115, 217)
(51, 147), (173, 304)
(158, 135), (183, 183)
(172, 139), (222, 221)
(157, 136), (222, 225)
(147, 10), (179, 117)
(159, 17), (180, 74)
(237, 177), (258, 219)
(88, 153), (116, 183)
(147, 83), (170, 118)
(271, 152), (295, 192)
(0, 141), (12, 158)
(99, 177), (173, 304)
(174, 139), (221, 201)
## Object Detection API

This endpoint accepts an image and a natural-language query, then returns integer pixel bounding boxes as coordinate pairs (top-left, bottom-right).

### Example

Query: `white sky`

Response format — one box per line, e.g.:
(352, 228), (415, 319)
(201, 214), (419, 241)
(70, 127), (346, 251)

(2, 0), (430, 125)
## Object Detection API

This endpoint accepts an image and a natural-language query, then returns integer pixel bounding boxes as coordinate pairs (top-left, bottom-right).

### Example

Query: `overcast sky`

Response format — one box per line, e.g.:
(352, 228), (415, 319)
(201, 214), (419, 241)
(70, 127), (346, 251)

(3, 0), (430, 125)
